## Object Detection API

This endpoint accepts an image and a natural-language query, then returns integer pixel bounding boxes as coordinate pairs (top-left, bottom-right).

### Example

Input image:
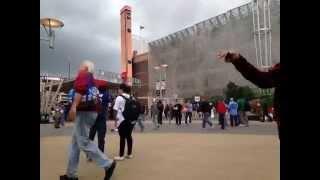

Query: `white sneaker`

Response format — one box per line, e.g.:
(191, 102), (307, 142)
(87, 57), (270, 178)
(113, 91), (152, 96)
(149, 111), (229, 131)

(126, 154), (134, 159)
(114, 156), (125, 161)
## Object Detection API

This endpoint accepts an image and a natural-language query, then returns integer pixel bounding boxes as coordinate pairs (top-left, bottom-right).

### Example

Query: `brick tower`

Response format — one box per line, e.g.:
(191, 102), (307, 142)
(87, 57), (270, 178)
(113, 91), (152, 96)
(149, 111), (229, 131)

(120, 5), (133, 84)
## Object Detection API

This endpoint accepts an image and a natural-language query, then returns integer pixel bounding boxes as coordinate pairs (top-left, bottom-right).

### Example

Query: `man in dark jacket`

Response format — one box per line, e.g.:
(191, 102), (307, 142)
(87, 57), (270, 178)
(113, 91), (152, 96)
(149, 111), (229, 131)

(173, 100), (182, 126)
(200, 99), (213, 128)
(157, 100), (164, 127)
(88, 83), (110, 154)
(217, 51), (281, 139)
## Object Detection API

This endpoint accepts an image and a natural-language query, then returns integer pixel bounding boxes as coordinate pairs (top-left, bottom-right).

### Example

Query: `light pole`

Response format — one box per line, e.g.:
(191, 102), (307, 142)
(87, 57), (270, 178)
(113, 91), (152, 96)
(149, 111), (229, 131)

(154, 66), (161, 99)
(154, 64), (168, 101)
(40, 18), (64, 49)
(161, 64), (168, 102)
(139, 25), (145, 53)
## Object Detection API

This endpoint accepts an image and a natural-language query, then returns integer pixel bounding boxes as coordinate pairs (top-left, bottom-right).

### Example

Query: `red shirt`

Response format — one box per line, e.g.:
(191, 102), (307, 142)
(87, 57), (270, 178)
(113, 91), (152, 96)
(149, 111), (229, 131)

(216, 102), (227, 113)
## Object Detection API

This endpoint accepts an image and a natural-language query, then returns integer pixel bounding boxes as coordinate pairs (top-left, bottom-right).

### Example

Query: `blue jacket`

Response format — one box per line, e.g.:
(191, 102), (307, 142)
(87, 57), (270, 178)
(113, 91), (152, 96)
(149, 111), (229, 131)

(228, 101), (238, 116)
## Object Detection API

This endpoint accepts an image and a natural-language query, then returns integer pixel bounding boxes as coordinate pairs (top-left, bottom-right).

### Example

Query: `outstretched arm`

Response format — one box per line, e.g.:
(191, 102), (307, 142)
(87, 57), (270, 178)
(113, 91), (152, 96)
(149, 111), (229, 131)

(217, 51), (277, 89)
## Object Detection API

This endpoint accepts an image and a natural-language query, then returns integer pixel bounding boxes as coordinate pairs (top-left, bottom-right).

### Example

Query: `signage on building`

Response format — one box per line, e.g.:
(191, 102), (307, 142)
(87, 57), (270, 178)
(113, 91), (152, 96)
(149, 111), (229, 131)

(194, 96), (201, 102)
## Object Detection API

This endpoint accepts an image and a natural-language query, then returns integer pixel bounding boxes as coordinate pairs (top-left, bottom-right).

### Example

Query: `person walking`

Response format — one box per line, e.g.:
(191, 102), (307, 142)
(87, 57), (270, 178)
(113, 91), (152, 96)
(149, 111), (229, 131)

(217, 51), (281, 139)
(53, 105), (62, 128)
(216, 100), (227, 130)
(157, 100), (164, 127)
(164, 103), (169, 121)
(196, 102), (201, 120)
(60, 60), (116, 180)
(169, 103), (174, 124)
(182, 103), (188, 125)
(210, 102), (216, 123)
(150, 101), (159, 129)
(243, 98), (251, 126)
(173, 100), (182, 126)
(113, 84), (139, 161)
(200, 99), (213, 128)
(58, 103), (65, 127)
(135, 102), (145, 132)
(185, 100), (193, 124)
(237, 98), (245, 125)
(88, 82), (110, 156)
(228, 98), (239, 127)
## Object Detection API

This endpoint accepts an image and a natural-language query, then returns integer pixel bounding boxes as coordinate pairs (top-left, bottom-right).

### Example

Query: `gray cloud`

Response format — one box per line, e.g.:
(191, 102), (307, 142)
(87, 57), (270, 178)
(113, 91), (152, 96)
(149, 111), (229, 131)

(40, 0), (249, 76)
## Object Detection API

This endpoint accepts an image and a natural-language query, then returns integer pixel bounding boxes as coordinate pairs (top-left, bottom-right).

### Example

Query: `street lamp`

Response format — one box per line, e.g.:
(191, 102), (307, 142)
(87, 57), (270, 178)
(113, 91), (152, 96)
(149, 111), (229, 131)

(40, 18), (64, 49)
(139, 25), (145, 53)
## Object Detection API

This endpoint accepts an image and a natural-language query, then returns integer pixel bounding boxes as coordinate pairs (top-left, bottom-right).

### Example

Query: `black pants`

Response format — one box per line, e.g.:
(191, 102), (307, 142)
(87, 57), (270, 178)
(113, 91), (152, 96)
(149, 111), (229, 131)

(158, 112), (163, 125)
(185, 112), (192, 124)
(118, 121), (135, 157)
(89, 114), (107, 152)
(219, 113), (225, 129)
(230, 115), (237, 127)
(175, 113), (182, 125)
(164, 111), (168, 120)
(170, 111), (174, 120)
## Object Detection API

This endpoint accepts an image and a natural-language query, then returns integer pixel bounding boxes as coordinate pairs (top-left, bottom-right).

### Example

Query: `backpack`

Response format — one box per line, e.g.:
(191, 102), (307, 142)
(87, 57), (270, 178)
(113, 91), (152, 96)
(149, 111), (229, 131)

(68, 86), (100, 110)
(121, 95), (140, 123)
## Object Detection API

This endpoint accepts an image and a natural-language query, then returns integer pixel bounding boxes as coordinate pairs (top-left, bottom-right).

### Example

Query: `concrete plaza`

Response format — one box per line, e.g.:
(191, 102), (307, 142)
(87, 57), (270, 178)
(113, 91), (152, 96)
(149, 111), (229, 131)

(40, 120), (279, 180)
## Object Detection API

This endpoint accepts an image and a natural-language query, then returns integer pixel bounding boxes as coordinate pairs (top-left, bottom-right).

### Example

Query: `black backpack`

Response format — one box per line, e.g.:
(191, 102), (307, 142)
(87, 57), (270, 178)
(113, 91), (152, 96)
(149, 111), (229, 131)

(121, 95), (140, 122)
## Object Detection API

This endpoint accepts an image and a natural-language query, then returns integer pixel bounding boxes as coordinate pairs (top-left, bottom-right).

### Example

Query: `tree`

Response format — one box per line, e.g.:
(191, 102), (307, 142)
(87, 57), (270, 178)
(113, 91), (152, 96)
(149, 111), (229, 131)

(223, 81), (239, 99)
(238, 86), (255, 100)
(209, 95), (224, 104)
(223, 81), (255, 100)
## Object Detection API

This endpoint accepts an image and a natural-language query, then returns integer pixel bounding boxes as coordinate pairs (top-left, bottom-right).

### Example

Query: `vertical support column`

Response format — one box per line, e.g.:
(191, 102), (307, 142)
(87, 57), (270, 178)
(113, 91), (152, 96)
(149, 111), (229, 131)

(268, 0), (272, 66)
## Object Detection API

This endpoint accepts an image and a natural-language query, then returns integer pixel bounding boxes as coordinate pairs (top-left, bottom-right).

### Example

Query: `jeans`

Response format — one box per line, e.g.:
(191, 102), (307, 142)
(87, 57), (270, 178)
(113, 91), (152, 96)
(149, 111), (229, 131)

(152, 113), (158, 128)
(202, 112), (212, 128)
(164, 111), (168, 120)
(66, 111), (112, 178)
(230, 115), (238, 127)
(60, 116), (65, 126)
(136, 114), (145, 131)
(89, 113), (107, 152)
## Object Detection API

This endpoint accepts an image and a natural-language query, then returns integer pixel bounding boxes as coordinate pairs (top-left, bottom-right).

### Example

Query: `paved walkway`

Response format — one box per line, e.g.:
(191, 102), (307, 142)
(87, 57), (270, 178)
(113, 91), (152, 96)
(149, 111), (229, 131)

(40, 120), (279, 180)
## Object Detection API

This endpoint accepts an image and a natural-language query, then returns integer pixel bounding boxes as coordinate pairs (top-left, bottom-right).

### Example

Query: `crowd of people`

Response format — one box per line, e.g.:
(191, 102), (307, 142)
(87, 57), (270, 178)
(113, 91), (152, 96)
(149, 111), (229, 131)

(56, 48), (280, 180)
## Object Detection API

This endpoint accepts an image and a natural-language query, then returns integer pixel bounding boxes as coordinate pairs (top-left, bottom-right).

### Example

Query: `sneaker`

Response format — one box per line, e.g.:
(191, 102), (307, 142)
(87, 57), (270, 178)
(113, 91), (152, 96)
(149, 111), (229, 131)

(125, 154), (133, 159)
(114, 156), (125, 161)
(104, 160), (117, 180)
(59, 175), (78, 180)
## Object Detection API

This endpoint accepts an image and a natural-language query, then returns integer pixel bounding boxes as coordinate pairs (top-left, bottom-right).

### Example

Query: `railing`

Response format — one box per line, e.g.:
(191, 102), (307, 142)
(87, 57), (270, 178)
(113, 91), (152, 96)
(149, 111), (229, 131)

(149, 2), (252, 47)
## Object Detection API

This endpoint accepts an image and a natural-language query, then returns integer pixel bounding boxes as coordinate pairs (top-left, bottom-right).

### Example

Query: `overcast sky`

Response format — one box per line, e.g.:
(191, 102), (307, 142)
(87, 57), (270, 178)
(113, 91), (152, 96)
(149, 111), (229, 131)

(40, 0), (250, 76)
